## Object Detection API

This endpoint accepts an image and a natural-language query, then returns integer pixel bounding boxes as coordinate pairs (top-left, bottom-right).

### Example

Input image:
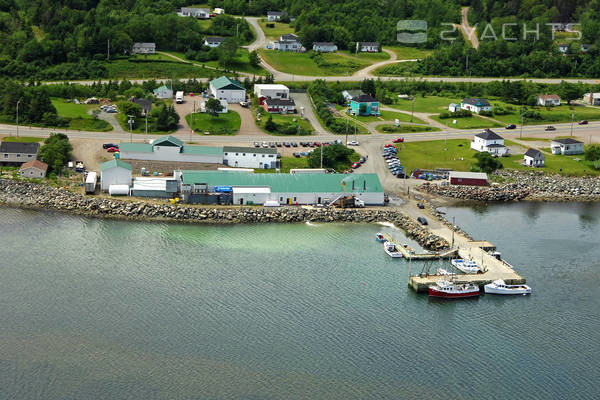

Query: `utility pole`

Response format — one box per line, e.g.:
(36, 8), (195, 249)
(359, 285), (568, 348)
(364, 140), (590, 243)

(570, 111), (574, 137)
(145, 114), (148, 134)
(345, 117), (348, 146)
(128, 115), (135, 142)
(107, 39), (110, 61)
(411, 96), (415, 123)
(320, 144), (323, 169)
(451, 216), (455, 248)
(520, 109), (524, 139)
(16, 100), (20, 137)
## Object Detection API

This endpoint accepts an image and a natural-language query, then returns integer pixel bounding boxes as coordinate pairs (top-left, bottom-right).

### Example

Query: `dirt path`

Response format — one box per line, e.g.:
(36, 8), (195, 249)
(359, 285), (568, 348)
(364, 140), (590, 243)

(244, 17), (268, 52)
(228, 103), (263, 136)
(96, 111), (124, 133)
(292, 93), (329, 135)
(454, 7), (479, 50)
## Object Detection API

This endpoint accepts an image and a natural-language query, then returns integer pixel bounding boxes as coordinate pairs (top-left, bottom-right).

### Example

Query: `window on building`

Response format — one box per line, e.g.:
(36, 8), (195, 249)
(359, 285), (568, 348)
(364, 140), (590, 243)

(262, 155), (265, 158)
(253, 154), (256, 157)
(280, 197), (283, 201)
(28, 155), (32, 158)
(3, 154), (7, 158)
(16, 154), (20, 157)
(224, 153), (228, 155)
(293, 197), (297, 201)
(243, 153), (246, 156)
(236, 153), (239, 156)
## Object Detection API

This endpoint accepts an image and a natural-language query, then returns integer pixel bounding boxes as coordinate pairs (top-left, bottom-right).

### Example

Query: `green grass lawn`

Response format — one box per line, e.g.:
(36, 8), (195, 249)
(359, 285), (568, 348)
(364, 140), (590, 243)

(431, 115), (502, 129)
(105, 57), (214, 79)
(259, 49), (377, 76)
(376, 124), (441, 133)
(2, 136), (44, 143)
(374, 61), (419, 76)
(51, 98), (112, 132)
(338, 107), (427, 124)
(489, 101), (600, 125)
(255, 156), (309, 173)
(389, 96), (459, 114)
(258, 19), (295, 39)
(256, 111), (314, 136)
(186, 111), (241, 135)
(385, 46), (433, 59)
(166, 49), (267, 76)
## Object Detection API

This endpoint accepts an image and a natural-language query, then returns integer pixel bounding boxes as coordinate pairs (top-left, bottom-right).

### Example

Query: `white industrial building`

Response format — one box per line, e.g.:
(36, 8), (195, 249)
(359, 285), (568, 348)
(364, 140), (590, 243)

(223, 146), (277, 169)
(131, 177), (179, 198)
(119, 135), (224, 164)
(253, 84), (290, 100)
(100, 159), (132, 191)
(209, 76), (246, 103)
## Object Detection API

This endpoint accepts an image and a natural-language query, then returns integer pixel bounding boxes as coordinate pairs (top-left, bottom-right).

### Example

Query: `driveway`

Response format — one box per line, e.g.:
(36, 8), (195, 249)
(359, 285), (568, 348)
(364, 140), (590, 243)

(244, 17), (268, 52)
(96, 111), (125, 133)
(292, 93), (329, 135)
(228, 103), (263, 136)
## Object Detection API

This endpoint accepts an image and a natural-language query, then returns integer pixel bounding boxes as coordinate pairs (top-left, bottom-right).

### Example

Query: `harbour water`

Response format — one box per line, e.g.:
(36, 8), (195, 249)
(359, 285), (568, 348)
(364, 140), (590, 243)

(0, 204), (598, 399)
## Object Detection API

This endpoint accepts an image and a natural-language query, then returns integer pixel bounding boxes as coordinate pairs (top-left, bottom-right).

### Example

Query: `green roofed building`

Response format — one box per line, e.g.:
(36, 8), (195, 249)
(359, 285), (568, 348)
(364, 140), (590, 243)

(177, 170), (384, 205)
(100, 159), (132, 191)
(209, 76), (246, 103)
(118, 135), (224, 166)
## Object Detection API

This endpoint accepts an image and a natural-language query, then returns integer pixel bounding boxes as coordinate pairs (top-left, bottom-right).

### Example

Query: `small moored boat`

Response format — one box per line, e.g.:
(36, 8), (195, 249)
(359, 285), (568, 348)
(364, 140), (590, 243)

(484, 280), (532, 295)
(428, 280), (480, 298)
(375, 232), (386, 242)
(437, 268), (456, 276)
(384, 242), (403, 258)
(451, 259), (483, 274)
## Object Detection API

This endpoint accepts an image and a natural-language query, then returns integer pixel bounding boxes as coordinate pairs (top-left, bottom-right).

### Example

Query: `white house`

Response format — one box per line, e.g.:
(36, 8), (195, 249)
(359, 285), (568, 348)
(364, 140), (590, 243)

(209, 76), (246, 103)
(357, 42), (379, 52)
(583, 93), (600, 106)
(558, 44), (569, 53)
(204, 37), (225, 47)
(254, 84), (290, 101)
(100, 159), (132, 191)
(273, 34), (302, 51)
(153, 85), (173, 99)
(313, 42), (337, 52)
(132, 42), (156, 54)
(19, 160), (48, 178)
(262, 98), (296, 114)
(180, 7), (210, 18)
(223, 146), (278, 169)
(119, 135), (224, 164)
(448, 103), (460, 112)
(267, 11), (285, 21)
(471, 129), (509, 156)
(524, 148), (545, 167)
(538, 94), (561, 107)
(461, 98), (492, 114)
(551, 138), (584, 155)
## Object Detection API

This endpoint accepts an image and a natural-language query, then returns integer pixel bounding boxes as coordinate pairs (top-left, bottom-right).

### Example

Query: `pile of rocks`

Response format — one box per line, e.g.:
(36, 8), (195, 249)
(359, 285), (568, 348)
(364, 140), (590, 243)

(0, 179), (449, 251)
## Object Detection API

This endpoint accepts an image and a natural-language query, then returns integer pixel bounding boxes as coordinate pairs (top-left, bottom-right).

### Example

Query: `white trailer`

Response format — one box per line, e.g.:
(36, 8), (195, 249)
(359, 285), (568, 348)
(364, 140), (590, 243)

(85, 171), (97, 194)
(176, 91), (184, 103)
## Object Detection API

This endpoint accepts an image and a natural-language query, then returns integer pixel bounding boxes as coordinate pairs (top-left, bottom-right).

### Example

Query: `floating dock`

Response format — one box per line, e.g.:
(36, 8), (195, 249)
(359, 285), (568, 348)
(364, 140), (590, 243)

(382, 233), (458, 260)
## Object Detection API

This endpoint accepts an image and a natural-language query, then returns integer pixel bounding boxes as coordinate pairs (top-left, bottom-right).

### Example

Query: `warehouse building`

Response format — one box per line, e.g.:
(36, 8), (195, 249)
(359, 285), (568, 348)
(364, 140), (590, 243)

(223, 146), (277, 169)
(131, 177), (178, 198)
(100, 159), (132, 191)
(119, 135), (224, 164)
(177, 171), (385, 205)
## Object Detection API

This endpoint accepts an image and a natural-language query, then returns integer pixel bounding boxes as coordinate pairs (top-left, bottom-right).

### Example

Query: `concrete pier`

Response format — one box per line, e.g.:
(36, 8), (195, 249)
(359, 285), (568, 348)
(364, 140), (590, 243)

(383, 233), (458, 260)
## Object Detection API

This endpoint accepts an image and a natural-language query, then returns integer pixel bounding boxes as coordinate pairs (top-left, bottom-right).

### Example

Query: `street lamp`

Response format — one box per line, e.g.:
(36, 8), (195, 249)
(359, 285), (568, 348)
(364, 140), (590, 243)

(16, 100), (20, 137)
(128, 115), (135, 142)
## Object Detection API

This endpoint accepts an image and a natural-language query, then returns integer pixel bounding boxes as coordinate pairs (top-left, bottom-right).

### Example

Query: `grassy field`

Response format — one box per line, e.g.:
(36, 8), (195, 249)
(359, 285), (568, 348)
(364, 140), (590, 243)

(105, 57), (214, 79)
(2, 136), (44, 143)
(385, 46), (433, 59)
(258, 19), (295, 39)
(336, 106), (427, 124)
(389, 96), (459, 114)
(51, 99), (112, 131)
(376, 124), (441, 133)
(374, 61), (419, 76)
(488, 101), (600, 126)
(166, 49), (267, 76)
(255, 156), (309, 173)
(431, 115), (502, 129)
(256, 112), (314, 136)
(186, 111), (241, 135)
(259, 49), (384, 76)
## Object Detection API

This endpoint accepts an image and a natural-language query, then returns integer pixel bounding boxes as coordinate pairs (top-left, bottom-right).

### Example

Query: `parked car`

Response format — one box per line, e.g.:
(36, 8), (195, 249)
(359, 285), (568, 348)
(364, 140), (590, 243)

(291, 142), (298, 147)
(239, 101), (249, 108)
(293, 152), (301, 158)
(579, 120), (588, 125)
(284, 142), (291, 147)
(505, 124), (517, 129)
(106, 147), (118, 153)
(347, 140), (359, 146)
(262, 141), (268, 148)
(392, 137), (405, 143)
(417, 203), (425, 209)
(351, 162), (361, 169)
(417, 216), (428, 225)
(253, 141), (260, 147)
(103, 143), (118, 149)
(384, 144), (395, 148)
(269, 142), (276, 147)
(359, 156), (367, 163)
(276, 142), (282, 147)
(545, 126), (556, 131)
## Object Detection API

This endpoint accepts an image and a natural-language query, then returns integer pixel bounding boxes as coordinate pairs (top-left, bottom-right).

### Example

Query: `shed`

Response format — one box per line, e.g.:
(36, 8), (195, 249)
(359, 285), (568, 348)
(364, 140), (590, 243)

(100, 159), (132, 191)
(85, 171), (97, 193)
(524, 148), (545, 167)
(19, 159), (47, 178)
(449, 171), (488, 186)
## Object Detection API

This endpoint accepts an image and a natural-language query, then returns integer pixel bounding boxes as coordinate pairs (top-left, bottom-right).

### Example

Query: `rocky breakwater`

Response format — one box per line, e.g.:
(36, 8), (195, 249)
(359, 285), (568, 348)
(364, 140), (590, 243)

(0, 179), (449, 251)
(422, 170), (600, 202)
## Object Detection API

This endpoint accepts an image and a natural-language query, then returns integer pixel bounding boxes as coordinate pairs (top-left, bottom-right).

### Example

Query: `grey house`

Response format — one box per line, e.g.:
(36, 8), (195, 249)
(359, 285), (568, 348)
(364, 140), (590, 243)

(524, 148), (545, 167)
(181, 7), (210, 18)
(313, 42), (338, 52)
(274, 34), (303, 51)
(1, 141), (40, 165)
(134, 98), (153, 116)
(132, 42), (156, 54)
(551, 138), (584, 155)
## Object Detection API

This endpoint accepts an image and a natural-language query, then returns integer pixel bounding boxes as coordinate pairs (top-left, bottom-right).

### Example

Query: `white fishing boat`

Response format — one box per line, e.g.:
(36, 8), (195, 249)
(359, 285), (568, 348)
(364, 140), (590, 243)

(451, 259), (483, 274)
(484, 280), (532, 295)
(384, 242), (403, 258)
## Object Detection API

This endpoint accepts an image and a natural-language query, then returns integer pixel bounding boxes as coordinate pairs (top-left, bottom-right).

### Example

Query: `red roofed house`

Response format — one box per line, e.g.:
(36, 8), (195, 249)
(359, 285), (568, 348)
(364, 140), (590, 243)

(19, 160), (48, 178)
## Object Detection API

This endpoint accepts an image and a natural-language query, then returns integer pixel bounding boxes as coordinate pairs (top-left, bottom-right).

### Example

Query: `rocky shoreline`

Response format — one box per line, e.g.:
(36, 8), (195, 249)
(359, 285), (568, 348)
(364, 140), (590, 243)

(0, 179), (449, 251)
(422, 170), (600, 202)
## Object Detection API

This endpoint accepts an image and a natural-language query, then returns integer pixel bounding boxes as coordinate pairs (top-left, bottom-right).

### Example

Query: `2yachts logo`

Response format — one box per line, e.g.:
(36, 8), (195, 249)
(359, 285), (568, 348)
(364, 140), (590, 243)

(397, 20), (428, 44)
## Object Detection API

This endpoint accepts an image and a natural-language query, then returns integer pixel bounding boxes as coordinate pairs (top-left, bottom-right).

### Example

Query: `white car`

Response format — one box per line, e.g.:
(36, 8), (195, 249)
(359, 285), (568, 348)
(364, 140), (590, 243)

(347, 140), (359, 146)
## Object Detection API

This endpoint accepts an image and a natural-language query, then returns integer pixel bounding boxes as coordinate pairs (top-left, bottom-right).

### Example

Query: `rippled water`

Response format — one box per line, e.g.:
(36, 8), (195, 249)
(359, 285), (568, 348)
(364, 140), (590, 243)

(0, 205), (598, 399)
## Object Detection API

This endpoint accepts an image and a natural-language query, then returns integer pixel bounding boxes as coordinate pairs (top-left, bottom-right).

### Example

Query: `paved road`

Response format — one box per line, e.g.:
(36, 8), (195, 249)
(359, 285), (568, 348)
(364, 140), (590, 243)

(244, 17), (268, 52)
(292, 93), (328, 135)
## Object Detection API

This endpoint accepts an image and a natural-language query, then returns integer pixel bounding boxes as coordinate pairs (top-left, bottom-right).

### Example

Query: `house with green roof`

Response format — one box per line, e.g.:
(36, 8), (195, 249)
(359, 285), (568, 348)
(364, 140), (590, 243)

(153, 85), (173, 99)
(177, 170), (385, 205)
(209, 76), (246, 103)
(100, 159), (132, 191)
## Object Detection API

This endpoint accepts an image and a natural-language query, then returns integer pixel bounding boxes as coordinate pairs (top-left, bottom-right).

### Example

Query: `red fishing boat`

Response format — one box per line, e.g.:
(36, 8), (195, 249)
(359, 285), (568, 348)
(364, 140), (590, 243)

(428, 279), (480, 298)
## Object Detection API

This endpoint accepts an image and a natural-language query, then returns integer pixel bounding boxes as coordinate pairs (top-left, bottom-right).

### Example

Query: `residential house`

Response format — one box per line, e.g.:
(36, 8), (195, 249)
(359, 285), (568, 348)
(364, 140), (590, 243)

(583, 93), (600, 106)
(262, 98), (296, 114)
(524, 148), (545, 167)
(558, 44), (569, 53)
(223, 146), (278, 169)
(449, 171), (488, 186)
(100, 159), (132, 191)
(448, 103), (460, 112)
(581, 44), (591, 52)
(133, 98), (153, 116)
(357, 42), (380, 52)
(273, 34), (302, 52)
(180, 7), (210, 18)
(461, 98), (492, 114)
(204, 37), (225, 47)
(118, 135), (224, 165)
(313, 42), (337, 52)
(471, 129), (509, 156)
(209, 76), (246, 103)
(551, 138), (584, 155)
(349, 94), (380, 116)
(19, 160), (48, 178)
(132, 42), (155, 54)
(0, 141), (40, 165)
(153, 85), (173, 99)
(254, 84), (290, 104)
(267, 11), (286, 21)
(342, 90), (364, 102)
(538, 94), (561, 107)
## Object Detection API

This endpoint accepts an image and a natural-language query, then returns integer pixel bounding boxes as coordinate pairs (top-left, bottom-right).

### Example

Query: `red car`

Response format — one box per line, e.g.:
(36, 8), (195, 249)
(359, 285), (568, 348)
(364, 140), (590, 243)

(314, 142), (321, 147)
(392, 137), (405, 143)
(351, 162), (361, 169)
(384, 144), (395, 148)
(106, 147), (118, 153)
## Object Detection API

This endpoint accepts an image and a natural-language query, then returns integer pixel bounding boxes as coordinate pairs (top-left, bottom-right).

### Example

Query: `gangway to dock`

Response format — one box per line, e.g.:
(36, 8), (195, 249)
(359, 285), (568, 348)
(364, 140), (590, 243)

(382, 233), (458, 260)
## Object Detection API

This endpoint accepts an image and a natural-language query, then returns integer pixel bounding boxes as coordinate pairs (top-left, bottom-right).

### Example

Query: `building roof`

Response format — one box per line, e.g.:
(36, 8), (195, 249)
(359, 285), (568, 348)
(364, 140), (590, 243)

(180, 171), (384, 193)
(280, 33), (299, 41)
(359, 42), (380, 46)
(100, 159), (132, 171)
(133, 42), (155, 47)
(205, 37), (225, 43)
(267, 11), (285, 16)
(152, 135), (184, 147)
(119, 142), (154, 153)
(524, 148), (543, 158)
(0, 141), (40, 154)
(153, 85), (172, 94)
(486, 143), (506, 148)
(182, 7), (209, 12)
(210, 76), (245, 91)
(254, 84), (289, 92)
(343, 89), (364, 98)
(182, 146), (223, 155)
(475, 129), (503, 141)
(552, 138), (583, 145)
(313, 42), (336, 46)
(134, 98), (153, 111)
(223, 146), (277, 155)
(538, 94), (560, 101)
(19, 159), (47, 171)
(351, 94), (378, 103)
(449, 171), (488, 180)
(462, 98), (491, 107)
(264, 98), (296, 106)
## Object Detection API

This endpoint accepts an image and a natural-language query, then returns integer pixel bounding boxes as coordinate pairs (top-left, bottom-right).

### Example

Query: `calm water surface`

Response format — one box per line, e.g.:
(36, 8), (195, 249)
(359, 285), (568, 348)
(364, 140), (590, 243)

(0, 204), (598, 399)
